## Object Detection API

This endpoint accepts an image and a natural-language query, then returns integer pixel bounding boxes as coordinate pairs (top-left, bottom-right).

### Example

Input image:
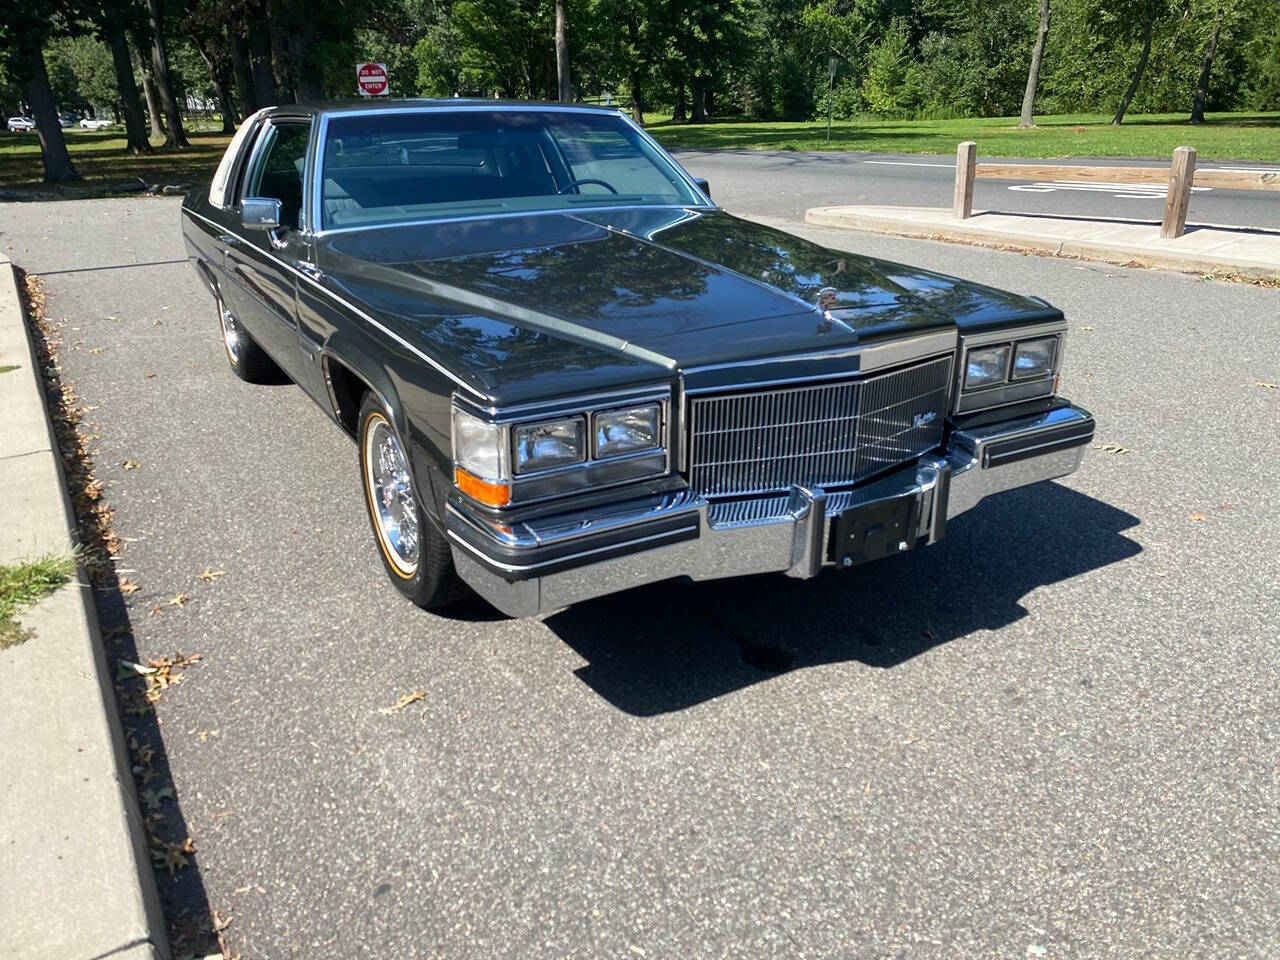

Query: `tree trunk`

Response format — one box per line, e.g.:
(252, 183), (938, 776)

(672, 85), (686, 122)
(269, 26), (293, 101)
(554, 0), (571, 101)
(1018, 0), (1052, 128)
(690, 83), (706, 123)
(1189, 6), (1224, 123)
(24, 45), (79, 182)
(629, 75), (645, 123)
(107, 27), (153, 154)
(228, 29), (258, 115)
(133, 41), (167, 138)
(247, 16), (278, 107)
(146, 0), (189, 146)
(195, 38), (239, 131)
(283, 22), (323, 101)
(1112, 4), (1154, 124)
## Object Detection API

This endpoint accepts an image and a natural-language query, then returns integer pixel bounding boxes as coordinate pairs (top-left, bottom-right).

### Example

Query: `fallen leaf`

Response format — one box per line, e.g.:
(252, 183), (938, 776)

(628, 948), (647, 958)
(122, 459), (141, 470)
(1257, 381), (1277, 390)
(167, 592), (189, 607)
(1080, 324), (1095, 331)
(382, 690), (426, 714)
(234, 884), (253, 894)
(212, 909), (232, 932)
(140, 785), (174, 810)
(1098, 443), (1130, 455)
(148, 605), (164, 617)
(117, 660), (157, 679)
(118, 577), (141, 595)
(1187, 513), (1207, 522)
(89, 347), (103, 354)
(903, 735), (922, 745)
(197, 728), (219, 742)
(196, 568), (227, 583)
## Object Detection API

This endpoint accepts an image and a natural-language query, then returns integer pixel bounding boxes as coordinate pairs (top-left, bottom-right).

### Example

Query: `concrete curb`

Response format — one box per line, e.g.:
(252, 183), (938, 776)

(0, 254), (170, 960)
(804, 205), (1280, 282)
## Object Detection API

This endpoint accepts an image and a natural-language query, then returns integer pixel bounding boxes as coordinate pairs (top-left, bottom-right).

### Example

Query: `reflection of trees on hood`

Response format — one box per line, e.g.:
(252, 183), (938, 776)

(657, 212), (886, 305)
(410, 228), (710, 319)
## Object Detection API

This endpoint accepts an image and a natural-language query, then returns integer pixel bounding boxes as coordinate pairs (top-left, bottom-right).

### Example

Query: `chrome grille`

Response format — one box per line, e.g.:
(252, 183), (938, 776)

(688, 355), (952, 498)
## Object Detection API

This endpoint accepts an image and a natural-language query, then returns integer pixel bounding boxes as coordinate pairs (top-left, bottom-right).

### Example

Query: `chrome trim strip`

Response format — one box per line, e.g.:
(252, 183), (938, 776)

(455, 384), (672, 421)
(186, 208), (487, 398)
(447, 523), (699, 577)
(682, 329), (958, 386)
(314, 204), (717, 238)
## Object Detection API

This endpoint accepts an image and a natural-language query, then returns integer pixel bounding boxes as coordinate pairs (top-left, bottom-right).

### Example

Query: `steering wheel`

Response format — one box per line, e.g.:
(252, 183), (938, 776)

(557, 178), (619, 195)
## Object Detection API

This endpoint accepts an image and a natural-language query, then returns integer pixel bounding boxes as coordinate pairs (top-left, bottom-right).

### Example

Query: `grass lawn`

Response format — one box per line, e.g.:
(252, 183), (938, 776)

(0, 125), (232, 196)
(645, 110), (1280, 163)
(0, 553), (75, 647)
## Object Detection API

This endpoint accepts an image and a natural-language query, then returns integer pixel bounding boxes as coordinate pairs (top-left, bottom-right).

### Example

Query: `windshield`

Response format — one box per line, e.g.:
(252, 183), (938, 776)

(318, 109), (704, 230)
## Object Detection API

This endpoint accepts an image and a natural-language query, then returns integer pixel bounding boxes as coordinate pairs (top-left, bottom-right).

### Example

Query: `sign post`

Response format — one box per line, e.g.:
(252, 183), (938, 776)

(356, 62), (389, 97)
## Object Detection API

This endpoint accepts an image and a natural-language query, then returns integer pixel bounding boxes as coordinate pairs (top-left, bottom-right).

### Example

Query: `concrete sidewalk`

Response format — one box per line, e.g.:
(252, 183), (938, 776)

(0, 253), (169, 960)
(805, 205), (1280, 281)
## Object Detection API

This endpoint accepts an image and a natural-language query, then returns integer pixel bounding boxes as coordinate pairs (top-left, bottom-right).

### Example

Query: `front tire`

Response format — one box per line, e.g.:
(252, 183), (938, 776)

(214, 291), (282, 383)
(358, 394), (469, 609)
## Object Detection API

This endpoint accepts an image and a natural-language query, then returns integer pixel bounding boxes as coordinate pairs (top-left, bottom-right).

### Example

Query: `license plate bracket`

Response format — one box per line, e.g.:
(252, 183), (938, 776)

(829, 492), (921, 567)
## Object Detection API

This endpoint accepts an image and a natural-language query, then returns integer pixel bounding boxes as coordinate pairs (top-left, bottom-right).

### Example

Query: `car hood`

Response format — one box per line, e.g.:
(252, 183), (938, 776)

(315, 208), (1060, 399)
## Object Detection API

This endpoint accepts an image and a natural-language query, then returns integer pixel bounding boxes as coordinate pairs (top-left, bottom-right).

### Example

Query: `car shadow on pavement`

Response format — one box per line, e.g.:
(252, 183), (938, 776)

(545, 481), (1141, 716)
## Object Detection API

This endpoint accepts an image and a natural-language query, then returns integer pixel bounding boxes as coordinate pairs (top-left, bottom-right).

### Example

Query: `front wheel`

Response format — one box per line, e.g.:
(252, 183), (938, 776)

(358, 394), (470, 609)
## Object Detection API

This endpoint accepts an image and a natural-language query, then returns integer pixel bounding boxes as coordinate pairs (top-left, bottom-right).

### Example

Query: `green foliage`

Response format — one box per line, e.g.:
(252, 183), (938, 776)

(0, 553), (75, 648)
(862, 17), (914, 117)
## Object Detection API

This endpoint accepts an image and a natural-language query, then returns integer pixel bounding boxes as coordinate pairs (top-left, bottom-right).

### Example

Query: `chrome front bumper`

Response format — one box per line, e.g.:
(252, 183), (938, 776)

(446, 401), (1094, 617)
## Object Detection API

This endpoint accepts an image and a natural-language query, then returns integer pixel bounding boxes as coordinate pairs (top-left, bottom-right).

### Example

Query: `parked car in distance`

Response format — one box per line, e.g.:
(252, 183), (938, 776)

(7, 117), (35, 132)
(79, 117), (113, 130)
(182, 100), (1095, 617)
(58, 113), (75, 128)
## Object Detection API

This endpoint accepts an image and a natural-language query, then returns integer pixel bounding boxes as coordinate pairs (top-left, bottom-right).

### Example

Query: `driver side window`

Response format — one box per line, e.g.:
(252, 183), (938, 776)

(244, 120), (312, 230)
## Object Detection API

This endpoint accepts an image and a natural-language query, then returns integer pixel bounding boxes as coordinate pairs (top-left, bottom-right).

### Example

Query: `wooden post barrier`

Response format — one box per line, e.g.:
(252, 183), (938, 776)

(1161, 146), (1197, 239)
(952, 141), (1280, 238)
(953, 140), (976, 219)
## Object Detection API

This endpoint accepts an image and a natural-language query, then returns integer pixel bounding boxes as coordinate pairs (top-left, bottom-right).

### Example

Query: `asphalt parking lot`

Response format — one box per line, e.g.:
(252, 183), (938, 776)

(2, 191), (1278, 958)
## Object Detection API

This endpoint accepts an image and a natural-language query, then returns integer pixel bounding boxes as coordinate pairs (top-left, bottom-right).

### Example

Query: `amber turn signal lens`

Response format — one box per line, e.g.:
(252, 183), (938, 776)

(455, 467), (510, 507)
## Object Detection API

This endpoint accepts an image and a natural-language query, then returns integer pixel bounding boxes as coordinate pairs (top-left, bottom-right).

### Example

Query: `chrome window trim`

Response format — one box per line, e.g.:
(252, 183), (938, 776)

(309, 105), (714, 237)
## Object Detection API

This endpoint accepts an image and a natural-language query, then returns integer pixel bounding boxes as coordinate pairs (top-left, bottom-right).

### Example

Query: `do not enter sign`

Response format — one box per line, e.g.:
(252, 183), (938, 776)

(356, 62), (389, 97)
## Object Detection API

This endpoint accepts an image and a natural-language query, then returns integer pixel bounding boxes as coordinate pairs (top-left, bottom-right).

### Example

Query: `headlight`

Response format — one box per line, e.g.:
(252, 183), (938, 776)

(1011, 337), (1057, 380)
(964, 344), (1011, 389)
(594, 405), (661, 458)
(452, 407), (506, 481)
(513, 417), (585, 474)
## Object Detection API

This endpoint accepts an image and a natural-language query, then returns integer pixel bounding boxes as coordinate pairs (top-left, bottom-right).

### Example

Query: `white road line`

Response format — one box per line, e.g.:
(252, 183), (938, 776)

(863, 160), (954, 168)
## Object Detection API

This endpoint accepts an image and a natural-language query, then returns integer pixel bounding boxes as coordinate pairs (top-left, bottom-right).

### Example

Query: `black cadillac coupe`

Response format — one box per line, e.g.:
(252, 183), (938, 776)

(181, 101), (1095, 617)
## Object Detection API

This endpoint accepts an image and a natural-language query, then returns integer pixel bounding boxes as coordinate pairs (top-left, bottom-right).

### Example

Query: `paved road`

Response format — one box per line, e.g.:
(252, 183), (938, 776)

(2, 193), (1278, 959)
(672, 148), (1280, 230)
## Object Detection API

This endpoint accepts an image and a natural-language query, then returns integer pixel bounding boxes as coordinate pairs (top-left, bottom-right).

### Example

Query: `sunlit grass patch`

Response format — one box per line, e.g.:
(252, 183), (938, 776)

(0, 553), (76, 647)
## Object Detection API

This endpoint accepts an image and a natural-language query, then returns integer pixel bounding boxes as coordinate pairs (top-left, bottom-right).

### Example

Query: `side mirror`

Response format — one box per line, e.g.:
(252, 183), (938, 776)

(242, 197), (282, 231)
(693, 177), (711, 200)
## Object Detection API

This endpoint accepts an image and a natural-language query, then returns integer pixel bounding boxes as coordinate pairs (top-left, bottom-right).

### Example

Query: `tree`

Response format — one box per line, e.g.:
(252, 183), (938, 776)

(1189, 4), (1224, 121)
(145, 0), (190, 145)
(554, 0), (570, 100)
(25, 45), (81, 181)
(1111, 0), (1162, 123)
(0, 6), (80, 182)
(1018, 0), (1052, 128)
